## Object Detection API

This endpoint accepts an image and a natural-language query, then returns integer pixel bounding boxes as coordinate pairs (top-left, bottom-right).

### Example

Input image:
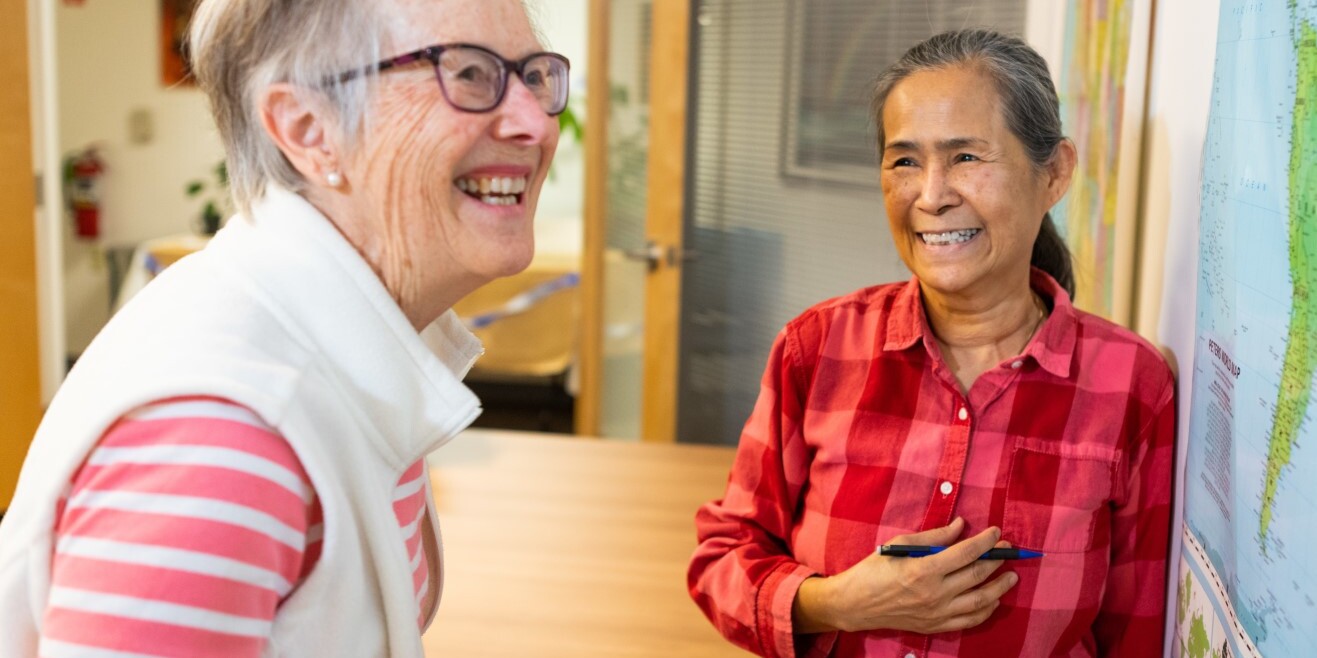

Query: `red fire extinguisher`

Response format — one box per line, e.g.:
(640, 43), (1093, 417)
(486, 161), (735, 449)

(64, 147), (106, 240)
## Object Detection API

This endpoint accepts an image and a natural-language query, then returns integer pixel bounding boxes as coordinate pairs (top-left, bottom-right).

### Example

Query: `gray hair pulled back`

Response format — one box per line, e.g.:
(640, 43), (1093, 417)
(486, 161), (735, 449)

(187, 0), (390, 215)
(872, 29), (1075, 297)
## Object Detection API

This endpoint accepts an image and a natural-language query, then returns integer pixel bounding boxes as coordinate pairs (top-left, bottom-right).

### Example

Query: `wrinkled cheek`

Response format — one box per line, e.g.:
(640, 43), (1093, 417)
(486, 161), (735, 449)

(362, 110), (444, 305)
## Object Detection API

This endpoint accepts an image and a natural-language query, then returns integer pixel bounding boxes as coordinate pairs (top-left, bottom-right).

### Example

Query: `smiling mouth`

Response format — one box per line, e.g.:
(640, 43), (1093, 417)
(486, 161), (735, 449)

(456, 175), (528, 207)
(920, 228), (981, 246)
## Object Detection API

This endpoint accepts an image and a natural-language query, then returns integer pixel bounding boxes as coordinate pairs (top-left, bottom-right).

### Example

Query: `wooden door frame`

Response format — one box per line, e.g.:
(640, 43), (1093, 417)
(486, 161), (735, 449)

(577, 0), (691, 442)
(574, 0), (610, 437)
(637, 0), (690, 442)
(1, 0), (43, 509)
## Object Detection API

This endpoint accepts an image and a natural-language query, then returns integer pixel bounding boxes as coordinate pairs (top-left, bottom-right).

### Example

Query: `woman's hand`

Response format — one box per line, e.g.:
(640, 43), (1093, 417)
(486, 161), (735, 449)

(792, 517), (1018, 635)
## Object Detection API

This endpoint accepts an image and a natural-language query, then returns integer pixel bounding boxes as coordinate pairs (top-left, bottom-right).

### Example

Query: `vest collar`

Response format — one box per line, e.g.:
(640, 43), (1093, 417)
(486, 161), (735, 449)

(216, 185), (484, 466)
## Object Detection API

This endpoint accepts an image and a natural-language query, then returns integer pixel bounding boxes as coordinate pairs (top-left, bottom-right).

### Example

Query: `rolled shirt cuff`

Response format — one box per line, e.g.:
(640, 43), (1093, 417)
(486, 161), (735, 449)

(756, 562), (838, 658)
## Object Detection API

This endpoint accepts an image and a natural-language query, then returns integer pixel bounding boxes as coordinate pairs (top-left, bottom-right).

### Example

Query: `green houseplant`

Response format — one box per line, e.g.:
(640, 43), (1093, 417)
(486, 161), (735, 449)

(185, 160), (229, 235)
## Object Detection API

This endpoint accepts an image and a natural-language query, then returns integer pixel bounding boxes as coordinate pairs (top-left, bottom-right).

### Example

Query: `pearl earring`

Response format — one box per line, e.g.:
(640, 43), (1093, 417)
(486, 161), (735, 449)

(326, 171), (343, 188)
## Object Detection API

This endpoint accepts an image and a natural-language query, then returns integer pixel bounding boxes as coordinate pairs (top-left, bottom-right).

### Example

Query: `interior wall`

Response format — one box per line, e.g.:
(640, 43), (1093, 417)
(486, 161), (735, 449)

(527, 0), (587, 258)
(1135, 0), (1222, 650)
(56, 0), (225, 355)
(1137, 1), (1220, 343)
(29, 0), (65, 405)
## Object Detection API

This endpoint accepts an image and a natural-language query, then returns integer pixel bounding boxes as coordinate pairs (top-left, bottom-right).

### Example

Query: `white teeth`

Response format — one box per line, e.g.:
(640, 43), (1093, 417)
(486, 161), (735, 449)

(454, 175), (529, 204)
(921, 229), (980, 246)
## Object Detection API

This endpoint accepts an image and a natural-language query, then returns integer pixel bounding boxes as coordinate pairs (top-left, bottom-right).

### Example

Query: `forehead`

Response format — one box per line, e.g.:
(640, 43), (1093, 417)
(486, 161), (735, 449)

(387, 0), (541, 56)
(882, 66), (1008, 144)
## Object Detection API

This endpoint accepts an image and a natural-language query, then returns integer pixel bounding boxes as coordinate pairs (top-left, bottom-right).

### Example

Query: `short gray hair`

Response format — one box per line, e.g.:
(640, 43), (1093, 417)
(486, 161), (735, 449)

(871, 29), (1074, 296)
(188, 0), (390, 214)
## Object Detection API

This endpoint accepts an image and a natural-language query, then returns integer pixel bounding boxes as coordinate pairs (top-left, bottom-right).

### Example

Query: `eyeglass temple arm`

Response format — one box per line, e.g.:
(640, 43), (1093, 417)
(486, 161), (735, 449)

(329, 50), (431, 85)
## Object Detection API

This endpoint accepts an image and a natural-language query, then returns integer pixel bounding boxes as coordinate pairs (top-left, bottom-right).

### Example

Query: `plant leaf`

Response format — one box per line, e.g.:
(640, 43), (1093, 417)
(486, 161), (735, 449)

(558, 106), (584, 143)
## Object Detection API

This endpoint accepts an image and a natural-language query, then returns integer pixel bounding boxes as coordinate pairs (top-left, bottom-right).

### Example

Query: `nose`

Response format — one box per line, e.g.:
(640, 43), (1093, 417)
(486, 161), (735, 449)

(493, 76), (559, 146)
(915, 163), (960, 215)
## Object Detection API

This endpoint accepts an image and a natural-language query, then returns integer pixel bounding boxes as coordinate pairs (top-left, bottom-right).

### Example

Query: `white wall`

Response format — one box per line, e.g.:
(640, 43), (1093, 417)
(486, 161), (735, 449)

(525, 0), (588, 258)
(56, 0), (225, 354)
(29, 0), (65, 402)
(1136, 0), (1221, 651)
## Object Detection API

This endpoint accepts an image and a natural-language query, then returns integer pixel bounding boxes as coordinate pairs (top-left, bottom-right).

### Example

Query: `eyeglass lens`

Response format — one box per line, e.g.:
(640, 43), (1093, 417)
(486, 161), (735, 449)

(436, 47), (568, 115)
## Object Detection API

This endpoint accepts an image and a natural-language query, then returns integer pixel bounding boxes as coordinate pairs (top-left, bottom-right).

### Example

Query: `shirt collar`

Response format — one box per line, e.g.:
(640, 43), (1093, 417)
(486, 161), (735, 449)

(1023, 268), (1077, 377)
(881, 268), (1077, 378)
(882, 277), (928, 353)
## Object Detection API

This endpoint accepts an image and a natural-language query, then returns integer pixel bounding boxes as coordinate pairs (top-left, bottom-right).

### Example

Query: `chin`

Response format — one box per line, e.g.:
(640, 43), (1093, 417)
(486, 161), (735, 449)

(913, 266), (985, 297)
(485, 240), (536, 279)
(497, 253), (534, 278)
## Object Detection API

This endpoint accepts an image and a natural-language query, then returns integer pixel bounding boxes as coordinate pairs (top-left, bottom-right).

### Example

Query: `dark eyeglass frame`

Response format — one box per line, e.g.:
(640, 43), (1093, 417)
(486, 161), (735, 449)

(335, 43), (571, 117)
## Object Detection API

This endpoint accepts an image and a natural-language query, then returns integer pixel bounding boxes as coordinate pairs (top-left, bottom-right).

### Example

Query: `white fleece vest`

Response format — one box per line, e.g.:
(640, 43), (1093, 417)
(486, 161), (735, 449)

(0, 186), (483, 657)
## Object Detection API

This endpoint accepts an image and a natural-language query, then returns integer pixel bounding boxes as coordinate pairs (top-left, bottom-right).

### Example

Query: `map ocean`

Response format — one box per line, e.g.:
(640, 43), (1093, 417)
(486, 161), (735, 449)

(1176, 1), (1317, 657)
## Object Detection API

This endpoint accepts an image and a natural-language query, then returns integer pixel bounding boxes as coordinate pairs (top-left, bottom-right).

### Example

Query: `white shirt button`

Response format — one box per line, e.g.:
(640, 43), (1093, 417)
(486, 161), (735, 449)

(957, 407), (969, 421)
(940, 481), (954, 495)
(1011, 360), (1023, 369)
(905, 653), (917, 658)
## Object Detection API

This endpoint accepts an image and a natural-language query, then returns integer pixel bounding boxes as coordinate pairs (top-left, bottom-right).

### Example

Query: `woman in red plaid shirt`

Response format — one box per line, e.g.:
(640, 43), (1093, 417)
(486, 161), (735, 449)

(689, 30), (1175, 658)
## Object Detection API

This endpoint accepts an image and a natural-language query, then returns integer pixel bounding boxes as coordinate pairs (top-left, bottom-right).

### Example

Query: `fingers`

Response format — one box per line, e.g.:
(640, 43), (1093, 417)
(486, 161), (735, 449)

(929, 525), (1002, 571)
(941, 534), (1019, 594)
(886, 516), (965, 548)
(892, 569), (1018, 635)
(944, 570), (1018, 619)
(944, 552), (1005, 593)
(928, 599), (1002, 634)
(861, 522), (1021, 635)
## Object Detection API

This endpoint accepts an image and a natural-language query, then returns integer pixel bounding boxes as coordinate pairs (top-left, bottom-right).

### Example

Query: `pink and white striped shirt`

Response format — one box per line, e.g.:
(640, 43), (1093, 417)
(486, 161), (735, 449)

(39, 397), (433, 657)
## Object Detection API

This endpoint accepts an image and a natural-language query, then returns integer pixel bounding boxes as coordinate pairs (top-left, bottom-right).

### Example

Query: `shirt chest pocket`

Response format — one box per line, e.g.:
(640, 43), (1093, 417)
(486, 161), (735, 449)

(1002, 440), (1117, 554)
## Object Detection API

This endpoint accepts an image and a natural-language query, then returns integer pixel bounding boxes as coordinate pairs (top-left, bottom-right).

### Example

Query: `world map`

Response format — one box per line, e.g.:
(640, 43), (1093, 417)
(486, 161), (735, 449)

(1176, 1), (1317, 657)
(1055, 0), (1133, 319)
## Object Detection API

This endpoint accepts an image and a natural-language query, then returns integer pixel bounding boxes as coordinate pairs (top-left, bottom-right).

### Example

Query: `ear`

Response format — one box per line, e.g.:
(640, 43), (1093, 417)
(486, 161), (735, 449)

(258, 83), (341, 187)
(1043, 138), (1078, 207)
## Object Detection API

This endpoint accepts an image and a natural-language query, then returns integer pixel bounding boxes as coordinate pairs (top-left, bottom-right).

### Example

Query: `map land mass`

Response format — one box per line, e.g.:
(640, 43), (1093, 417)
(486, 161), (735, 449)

(1259, 7), (1317, 548)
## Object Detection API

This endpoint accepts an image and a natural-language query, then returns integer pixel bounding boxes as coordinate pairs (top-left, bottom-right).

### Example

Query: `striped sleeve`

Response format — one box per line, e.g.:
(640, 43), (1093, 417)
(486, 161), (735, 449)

(38, 398), (322, 658)
(394, 459), (434, 630)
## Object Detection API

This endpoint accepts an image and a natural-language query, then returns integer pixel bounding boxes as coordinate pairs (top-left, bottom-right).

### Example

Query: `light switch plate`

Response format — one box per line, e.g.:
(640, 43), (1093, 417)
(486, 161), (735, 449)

(128, 107), (154, 145)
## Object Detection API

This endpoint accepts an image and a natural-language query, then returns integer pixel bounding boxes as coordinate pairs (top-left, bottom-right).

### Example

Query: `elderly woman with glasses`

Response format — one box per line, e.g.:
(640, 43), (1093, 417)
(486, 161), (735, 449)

(0, 1), (564, 656)
(688, 30), (1174, 658)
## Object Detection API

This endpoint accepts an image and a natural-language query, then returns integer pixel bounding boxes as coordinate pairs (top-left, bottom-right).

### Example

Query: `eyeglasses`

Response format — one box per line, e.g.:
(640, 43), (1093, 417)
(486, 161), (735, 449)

(337, 43), (570, 116)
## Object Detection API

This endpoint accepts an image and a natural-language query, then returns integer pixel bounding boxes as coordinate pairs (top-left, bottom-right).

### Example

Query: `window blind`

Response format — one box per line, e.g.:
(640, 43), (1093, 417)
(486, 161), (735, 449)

(677, 0), (1028, 445)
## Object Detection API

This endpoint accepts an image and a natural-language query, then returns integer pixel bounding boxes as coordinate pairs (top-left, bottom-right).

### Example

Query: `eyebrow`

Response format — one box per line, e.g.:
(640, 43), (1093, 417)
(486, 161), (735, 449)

(884, 137), (990, 152)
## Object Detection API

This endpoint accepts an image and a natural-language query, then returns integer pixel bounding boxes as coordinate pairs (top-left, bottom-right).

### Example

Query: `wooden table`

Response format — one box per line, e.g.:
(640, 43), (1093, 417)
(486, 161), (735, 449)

(422, 429), (751, 657)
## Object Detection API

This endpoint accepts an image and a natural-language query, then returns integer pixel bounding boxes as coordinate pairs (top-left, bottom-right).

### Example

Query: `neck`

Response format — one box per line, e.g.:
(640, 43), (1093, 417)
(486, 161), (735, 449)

(310, 190), (484, 333)
(922, 273), (1046, 391)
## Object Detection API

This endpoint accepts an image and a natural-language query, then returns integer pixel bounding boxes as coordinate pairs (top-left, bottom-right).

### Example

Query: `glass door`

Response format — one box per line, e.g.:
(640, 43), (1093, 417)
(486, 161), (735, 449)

(596, 0), (653, 439)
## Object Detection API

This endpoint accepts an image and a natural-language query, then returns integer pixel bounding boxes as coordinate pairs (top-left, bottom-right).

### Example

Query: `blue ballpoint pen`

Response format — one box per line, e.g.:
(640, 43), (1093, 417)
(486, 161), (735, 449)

(879, 544), (1045, 560)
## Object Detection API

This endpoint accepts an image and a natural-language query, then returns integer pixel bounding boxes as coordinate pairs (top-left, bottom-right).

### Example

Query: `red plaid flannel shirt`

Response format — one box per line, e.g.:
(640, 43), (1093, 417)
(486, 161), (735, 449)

(688, 270), (1175, 658)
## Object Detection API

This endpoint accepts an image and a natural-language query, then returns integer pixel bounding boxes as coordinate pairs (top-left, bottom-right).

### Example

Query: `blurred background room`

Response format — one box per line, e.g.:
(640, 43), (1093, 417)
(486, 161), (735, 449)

(2, 1), (1243, 656)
